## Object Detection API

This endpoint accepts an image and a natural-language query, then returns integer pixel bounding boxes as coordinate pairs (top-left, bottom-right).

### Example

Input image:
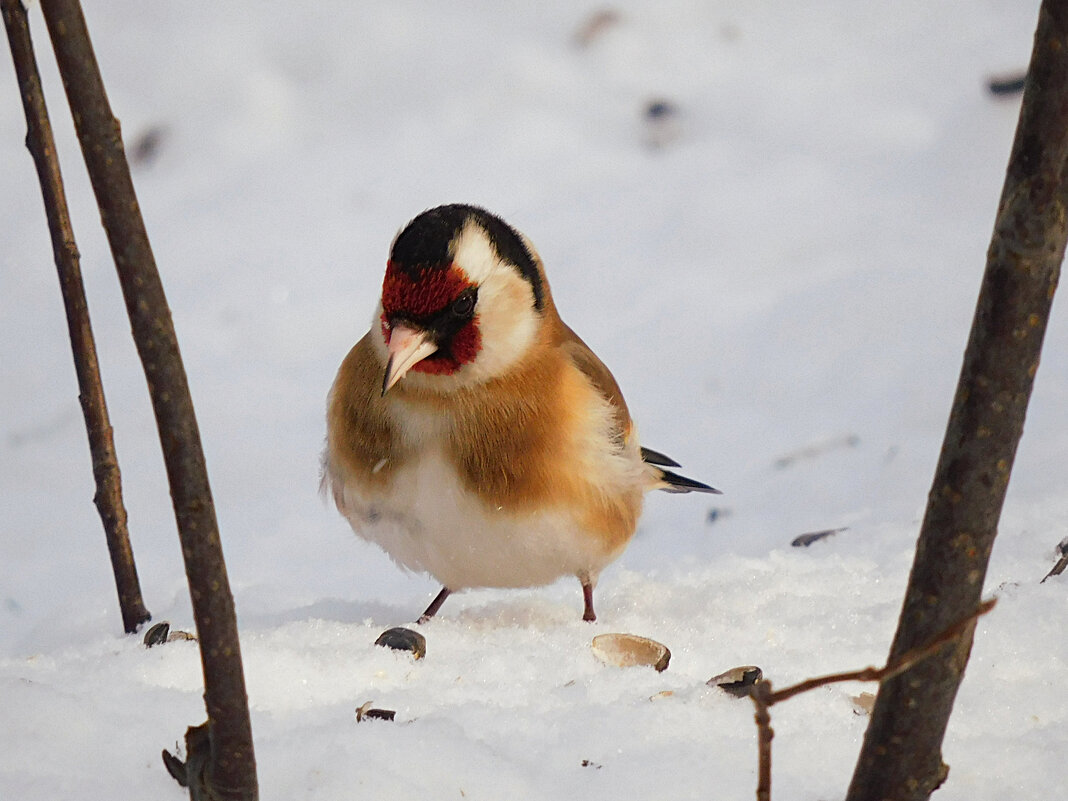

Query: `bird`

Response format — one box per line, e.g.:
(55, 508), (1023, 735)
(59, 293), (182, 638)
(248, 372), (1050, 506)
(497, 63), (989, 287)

(323, 204), (719, 623)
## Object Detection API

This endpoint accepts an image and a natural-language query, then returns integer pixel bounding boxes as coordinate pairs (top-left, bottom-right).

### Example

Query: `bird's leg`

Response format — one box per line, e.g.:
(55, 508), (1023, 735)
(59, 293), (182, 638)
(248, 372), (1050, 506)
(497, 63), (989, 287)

(581, 578), (597, 622)
(417, 586), (451, 624)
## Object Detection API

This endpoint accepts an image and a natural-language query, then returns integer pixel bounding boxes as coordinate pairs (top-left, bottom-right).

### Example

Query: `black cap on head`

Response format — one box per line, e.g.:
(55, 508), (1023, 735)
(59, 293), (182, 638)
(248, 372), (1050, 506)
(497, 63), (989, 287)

(390, 204), (544, 311)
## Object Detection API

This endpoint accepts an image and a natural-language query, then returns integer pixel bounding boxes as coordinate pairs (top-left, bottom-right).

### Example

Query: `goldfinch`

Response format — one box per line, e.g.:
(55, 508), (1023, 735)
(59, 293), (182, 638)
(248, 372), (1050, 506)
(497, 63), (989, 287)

(323, 204), (718, 623)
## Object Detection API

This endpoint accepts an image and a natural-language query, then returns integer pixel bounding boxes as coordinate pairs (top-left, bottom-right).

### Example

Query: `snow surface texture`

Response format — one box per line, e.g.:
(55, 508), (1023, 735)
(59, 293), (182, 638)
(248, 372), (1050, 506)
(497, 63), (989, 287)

(1, 1), (1065, 798)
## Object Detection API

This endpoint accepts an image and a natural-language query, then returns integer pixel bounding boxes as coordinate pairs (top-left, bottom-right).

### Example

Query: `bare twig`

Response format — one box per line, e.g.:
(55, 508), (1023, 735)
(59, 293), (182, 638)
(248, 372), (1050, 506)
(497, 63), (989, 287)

(769, 599), (997, 706)
(749, 599), (995, 801)
(34, 0), (257, 797)
(2, 0), (149, 633)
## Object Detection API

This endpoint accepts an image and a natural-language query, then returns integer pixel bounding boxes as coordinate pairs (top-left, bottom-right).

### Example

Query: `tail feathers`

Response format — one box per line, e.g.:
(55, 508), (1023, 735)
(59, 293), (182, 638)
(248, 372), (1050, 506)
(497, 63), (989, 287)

(641, 448), (721, 494)
(640, 446), (680, 467)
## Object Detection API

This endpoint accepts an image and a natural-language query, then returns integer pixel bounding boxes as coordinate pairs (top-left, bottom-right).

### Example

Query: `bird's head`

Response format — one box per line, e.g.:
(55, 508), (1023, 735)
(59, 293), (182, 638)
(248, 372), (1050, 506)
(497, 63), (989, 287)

(376, 204), (547, 394)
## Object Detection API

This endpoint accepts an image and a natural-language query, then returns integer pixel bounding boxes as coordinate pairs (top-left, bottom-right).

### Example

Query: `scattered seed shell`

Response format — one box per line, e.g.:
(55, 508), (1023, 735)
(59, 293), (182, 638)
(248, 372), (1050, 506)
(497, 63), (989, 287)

(987, 73), (1027, 96)
(852, 692), (877, 715)
(356, 701), (396, 722)
(707, 665), (764, 697)
(791, 527), (847, 547)
(364, 709), (395, 722)
(143, 621), (170, 647)
(591, 633), (671, 672)
(374, 626), (426, 659)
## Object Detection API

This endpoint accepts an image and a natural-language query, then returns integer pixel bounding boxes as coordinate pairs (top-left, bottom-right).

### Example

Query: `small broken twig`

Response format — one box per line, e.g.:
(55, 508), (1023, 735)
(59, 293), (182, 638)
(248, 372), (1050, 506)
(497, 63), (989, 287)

(749, 598), (995, 801)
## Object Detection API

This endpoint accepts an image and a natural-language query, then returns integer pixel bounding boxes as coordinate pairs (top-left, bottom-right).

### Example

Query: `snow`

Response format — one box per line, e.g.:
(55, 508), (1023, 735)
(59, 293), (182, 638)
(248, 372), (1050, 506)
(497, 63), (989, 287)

(1, 1), (1065, 798)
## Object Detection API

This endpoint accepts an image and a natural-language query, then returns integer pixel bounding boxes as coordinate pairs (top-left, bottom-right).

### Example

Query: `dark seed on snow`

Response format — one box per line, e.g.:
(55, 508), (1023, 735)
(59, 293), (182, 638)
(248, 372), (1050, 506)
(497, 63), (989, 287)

(143, 621), (170, 647)
(708, 665), (763, 698)
(645, 99), (677, 119)
(987, 74), (1026, 96)
(791, 527), (847, 547)
(364, 708), (395, 722)
(356, 701), (397, 723)
(374, 626), (426, 659)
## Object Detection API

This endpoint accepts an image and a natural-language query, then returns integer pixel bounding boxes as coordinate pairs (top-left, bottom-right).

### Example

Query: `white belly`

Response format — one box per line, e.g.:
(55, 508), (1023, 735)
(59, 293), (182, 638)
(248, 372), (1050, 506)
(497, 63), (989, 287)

(333, 449), (616, 590)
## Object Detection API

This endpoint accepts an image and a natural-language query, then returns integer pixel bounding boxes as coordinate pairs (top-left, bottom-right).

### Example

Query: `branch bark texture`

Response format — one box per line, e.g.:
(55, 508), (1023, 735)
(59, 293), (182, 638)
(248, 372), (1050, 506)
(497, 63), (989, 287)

(2, 0), (150, 633)
(33, 1), (257, 798)
(847, 4), (1067, 799)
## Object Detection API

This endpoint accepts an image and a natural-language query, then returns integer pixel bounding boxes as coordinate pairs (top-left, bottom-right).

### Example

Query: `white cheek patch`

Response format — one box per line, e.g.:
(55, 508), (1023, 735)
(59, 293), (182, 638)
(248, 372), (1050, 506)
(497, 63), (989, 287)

(469, 271), (539, 380)
(449, 223), (540, 383)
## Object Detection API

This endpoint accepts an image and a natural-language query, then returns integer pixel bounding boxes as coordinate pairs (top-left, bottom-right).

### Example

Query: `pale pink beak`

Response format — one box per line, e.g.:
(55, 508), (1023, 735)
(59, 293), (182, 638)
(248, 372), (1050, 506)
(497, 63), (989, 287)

(382, 323), (438, 395)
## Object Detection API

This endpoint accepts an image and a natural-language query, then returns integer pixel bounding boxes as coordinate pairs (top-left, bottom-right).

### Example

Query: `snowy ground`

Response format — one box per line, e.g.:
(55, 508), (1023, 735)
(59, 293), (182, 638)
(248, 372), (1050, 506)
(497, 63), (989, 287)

(2, 1), (1066, 798)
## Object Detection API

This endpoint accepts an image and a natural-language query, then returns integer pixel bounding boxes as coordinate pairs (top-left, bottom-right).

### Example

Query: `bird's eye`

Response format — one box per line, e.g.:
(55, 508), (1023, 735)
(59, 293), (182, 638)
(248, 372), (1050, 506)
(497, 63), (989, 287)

(450, 290), (476, 319)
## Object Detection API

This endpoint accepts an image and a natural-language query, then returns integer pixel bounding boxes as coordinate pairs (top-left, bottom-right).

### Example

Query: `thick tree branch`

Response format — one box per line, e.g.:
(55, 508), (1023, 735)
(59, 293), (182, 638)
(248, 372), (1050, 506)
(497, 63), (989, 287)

(846, 4), (1067, 799)
(33, 1), (258, 797)
(2, 0), (149, 633)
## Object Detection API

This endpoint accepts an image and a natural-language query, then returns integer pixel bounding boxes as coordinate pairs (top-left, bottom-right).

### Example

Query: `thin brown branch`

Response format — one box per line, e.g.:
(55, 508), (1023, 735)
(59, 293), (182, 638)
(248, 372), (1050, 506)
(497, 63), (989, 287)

(748, 599), (995, 801)
(769, 599), (997, 706)
(33, 0), (258, 797)
(2, 0), (149, 633)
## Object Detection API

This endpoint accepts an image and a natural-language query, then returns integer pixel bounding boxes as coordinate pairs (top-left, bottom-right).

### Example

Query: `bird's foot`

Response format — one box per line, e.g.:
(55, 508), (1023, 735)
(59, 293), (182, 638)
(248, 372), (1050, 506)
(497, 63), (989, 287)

(416, 586), (451, 624)
(581, 580), (597, 622)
